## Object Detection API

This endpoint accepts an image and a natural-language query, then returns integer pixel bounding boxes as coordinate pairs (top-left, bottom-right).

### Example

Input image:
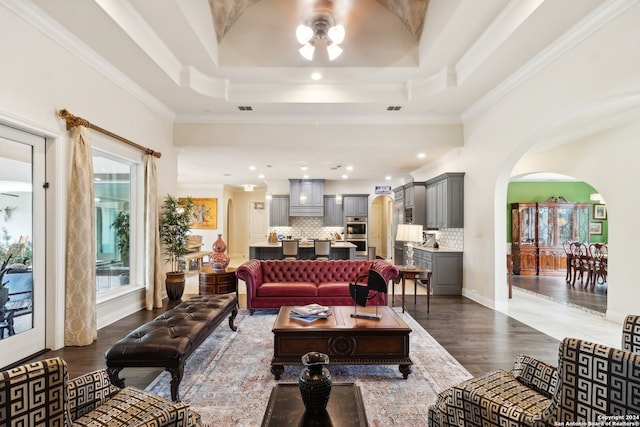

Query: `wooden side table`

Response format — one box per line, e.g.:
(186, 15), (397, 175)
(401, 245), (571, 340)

(199, 266), (237, 299)
(393, 266), (432, 313)
(261, 383), (368, 427)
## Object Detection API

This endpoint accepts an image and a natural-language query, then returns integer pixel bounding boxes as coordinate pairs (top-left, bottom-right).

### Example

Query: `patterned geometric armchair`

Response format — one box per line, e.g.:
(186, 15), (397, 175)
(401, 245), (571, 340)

(0, 357), (202, 426)
(429, 315), (640, 426)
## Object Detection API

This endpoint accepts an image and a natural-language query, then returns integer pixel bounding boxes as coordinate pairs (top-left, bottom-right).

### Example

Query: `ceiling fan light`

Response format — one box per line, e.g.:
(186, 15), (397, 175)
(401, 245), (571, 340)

(327, 24), (345, 44)
(296, 24), (314, 44)
(299, 43), (315, 60)
(327, 43), (343, 60)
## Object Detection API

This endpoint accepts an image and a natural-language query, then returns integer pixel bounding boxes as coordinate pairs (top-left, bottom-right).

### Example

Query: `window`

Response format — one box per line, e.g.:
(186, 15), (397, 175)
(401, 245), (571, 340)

(93, 150), (137, 294)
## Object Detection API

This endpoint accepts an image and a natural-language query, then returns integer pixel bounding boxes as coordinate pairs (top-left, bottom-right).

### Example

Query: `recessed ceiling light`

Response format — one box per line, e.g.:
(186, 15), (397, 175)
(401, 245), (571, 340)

(303, 174), (309, 179)
(385, 176), (392, 180)
(311, 72), (322, 80)
(342, 174), (348, 179)
(418, 153), (426, 159)
(346, 165), (353, 171)
(249, 165), (256, 170)
(301, 166), (308, 171)
(258, 174), (265, 179)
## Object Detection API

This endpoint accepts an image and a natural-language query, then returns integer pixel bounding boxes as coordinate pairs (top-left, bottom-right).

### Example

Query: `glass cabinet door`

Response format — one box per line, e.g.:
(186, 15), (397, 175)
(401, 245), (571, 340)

(518, 204), (537, 245)
(537, 205), (554, 246)
(556, 205), (573, 244)
(574, 204), (590, 243)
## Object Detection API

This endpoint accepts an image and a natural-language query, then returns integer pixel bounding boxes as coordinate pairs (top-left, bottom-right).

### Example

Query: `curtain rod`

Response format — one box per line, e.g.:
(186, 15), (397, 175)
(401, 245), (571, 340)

(57, 109), (162, 158)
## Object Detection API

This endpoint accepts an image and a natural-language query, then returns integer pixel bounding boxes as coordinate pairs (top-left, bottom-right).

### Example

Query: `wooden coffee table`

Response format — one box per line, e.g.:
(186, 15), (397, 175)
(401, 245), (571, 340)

(271, 305), (412, 380)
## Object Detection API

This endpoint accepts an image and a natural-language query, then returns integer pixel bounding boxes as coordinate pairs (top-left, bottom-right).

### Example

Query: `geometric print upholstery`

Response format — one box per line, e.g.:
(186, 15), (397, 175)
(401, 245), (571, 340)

(622, 314), (640, 354)
(428, 369), (551, 427)
(542, 338), (640, 423)
(0, 357), (202, 427)
(67, 369), (120, 420)
(511, 354), (558, 398)
(72, 386), (199, 427)
(428, 336), (640, 426)
(0, 357), (68, 426)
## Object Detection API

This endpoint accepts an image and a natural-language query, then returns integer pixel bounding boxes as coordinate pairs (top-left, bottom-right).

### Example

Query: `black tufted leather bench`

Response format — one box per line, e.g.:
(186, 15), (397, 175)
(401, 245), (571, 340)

(105, 293), (238, 401)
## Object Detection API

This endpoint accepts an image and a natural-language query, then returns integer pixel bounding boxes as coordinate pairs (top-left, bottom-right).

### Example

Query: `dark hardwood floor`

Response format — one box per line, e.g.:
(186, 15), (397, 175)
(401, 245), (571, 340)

(24, 291), (562, 389)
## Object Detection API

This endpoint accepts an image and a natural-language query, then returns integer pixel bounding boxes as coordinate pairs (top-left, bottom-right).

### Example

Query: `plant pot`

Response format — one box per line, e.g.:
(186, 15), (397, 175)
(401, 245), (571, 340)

(165, 271), (185, 300)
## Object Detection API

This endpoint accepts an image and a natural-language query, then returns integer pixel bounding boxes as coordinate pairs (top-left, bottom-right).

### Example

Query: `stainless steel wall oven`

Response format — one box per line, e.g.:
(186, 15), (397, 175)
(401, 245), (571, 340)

(345, 216), (367, 238)
(345, 238), (367, 256)
(345, 216), (367, 256)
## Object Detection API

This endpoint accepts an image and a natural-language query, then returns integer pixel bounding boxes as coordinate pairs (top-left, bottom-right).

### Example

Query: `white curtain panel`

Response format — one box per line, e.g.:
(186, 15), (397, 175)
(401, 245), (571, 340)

(64, 125), (97, 346)
(144, 154), (164, 309)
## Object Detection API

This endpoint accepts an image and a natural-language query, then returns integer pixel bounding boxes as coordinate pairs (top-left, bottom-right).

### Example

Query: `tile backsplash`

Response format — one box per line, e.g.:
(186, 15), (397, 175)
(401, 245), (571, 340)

(269, 218), (464, 250)
(436, 228), (464, 250)
(270, 217), (343, 240)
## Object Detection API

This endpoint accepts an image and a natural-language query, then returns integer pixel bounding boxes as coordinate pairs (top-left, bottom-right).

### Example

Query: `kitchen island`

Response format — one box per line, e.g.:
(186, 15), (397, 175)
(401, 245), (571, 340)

(249, 241), (356, 260)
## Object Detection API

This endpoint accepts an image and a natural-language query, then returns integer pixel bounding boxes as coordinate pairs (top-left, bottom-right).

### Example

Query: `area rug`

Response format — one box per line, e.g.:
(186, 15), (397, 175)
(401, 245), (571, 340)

(146, 308), (472, 426)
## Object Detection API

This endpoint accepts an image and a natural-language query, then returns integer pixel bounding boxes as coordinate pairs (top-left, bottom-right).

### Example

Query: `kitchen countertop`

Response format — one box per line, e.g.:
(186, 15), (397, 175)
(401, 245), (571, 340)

(250, 241), (356, 248)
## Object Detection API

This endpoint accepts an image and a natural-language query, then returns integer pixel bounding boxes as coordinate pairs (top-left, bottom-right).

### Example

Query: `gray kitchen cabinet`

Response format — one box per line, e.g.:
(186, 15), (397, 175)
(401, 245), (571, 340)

(323, 196), (344, 226)
(414, 248), (463, 295)
(289, 179), (324, 216)
(269, 195), (290, 226)
(343, 195), (368, 217)
(425, 173), (465, 229)
(403, 182), (426, 226)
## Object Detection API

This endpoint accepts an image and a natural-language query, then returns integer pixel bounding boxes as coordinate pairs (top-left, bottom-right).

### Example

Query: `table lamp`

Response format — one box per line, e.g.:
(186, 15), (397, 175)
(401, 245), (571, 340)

(396, 224), (423, 268)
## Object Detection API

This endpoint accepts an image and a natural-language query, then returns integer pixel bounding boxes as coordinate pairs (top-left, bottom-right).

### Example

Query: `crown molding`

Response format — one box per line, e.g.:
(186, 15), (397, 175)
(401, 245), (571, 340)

(461, 0), (638, 122)
(6, 0), (175, 121)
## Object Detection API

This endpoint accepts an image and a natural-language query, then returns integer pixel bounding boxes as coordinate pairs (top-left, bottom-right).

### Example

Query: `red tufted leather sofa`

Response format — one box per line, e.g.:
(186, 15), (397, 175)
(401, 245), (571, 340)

(236, 259), (399, 312)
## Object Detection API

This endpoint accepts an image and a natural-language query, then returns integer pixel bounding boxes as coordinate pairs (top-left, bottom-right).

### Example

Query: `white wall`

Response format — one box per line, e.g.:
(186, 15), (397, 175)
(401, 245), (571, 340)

(0, 5), (176, 350)
(424, 3), (640, 322)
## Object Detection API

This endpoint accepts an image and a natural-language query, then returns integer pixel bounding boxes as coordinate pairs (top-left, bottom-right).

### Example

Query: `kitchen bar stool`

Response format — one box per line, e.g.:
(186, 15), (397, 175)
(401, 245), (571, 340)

(313, 240), (331, 260)
(282, 239), (300, 260)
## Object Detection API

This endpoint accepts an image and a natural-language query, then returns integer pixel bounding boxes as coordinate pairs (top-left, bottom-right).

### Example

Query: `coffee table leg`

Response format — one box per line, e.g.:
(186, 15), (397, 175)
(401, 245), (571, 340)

(271, 364), (284, 380)
(399, 364), (412, 379)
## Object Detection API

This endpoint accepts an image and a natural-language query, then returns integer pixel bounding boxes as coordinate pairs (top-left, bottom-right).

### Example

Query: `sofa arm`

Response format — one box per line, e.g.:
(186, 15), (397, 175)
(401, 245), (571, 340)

(371, 259), (400, 283)
(68, 368), (120, 420)
(236, 260), (264, 304)
(511, 354), (558, 398)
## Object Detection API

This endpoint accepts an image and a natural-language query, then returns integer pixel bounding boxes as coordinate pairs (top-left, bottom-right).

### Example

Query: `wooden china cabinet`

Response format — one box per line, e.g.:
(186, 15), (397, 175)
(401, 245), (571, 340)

(511, 199), (589, 276)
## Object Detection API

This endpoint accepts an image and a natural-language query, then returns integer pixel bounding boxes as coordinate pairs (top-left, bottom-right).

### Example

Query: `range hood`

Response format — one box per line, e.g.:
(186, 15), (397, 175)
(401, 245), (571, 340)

(289, 179), (324, 217)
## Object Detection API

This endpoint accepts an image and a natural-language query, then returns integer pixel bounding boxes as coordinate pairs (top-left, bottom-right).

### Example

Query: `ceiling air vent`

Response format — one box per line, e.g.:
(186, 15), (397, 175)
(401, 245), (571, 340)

(387, 106), (401, 111)
(238, 106), (253, 111)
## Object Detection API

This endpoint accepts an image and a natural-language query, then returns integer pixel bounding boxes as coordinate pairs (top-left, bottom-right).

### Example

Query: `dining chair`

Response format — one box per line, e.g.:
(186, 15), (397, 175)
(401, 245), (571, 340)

(313, 240), (331, 260)
(563, 240), (574, 283)
(588, 243), (608, 287)
(571, 242), (592, 288)
(282, 239), (300, 260)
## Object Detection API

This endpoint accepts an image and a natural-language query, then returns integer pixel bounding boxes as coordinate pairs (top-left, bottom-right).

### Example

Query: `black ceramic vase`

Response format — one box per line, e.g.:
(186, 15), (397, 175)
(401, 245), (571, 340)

(298, 352), (332, 414)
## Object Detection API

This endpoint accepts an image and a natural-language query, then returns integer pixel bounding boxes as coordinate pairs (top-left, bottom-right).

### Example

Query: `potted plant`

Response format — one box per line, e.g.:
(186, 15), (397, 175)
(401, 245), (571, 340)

(159, 195), (194, 300)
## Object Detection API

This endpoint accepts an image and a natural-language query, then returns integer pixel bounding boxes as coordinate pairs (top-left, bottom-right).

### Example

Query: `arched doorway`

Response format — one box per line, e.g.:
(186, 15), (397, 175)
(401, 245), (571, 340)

(493, 92), (640, 319)
(506, 174), (608, 313)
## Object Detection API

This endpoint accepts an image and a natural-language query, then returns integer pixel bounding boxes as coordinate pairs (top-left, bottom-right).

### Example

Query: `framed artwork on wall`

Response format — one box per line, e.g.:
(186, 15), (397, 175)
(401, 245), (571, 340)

(593, 204), (607, 220)
(182, 197), (217, 229)
(589, 222), (602, 235)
